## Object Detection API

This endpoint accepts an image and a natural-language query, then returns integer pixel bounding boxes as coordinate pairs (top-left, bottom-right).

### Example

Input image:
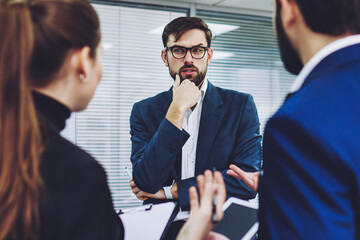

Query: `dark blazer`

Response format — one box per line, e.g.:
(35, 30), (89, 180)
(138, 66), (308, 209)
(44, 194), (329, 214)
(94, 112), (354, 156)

(259, 43), (360, 239)
(130, 81), (262, 209)
(33, 92), (124, 240)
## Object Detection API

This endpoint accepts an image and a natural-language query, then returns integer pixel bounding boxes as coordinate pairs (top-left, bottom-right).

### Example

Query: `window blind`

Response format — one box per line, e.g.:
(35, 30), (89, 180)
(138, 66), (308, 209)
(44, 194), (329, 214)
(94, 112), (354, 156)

(197, 11), (295, 134)
(62, 3), (186, 209)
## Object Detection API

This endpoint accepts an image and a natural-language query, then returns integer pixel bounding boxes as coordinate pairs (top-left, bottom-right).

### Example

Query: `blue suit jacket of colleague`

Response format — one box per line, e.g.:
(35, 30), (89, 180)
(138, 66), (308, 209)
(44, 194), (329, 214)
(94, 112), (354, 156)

(130, 81), (262, 210)
(259, 43), (360, 239)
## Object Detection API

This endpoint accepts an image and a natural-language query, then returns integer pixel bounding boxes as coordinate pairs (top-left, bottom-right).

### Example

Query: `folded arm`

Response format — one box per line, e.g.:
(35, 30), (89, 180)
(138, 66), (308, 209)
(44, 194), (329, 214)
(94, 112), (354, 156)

(130, 105), (189, 194)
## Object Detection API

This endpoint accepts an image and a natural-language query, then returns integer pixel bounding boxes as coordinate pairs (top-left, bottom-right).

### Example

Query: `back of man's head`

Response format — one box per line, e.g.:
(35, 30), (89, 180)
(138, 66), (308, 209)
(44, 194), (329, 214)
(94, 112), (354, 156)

(162, 17), (213, 47)
(285, 0), (360, 35)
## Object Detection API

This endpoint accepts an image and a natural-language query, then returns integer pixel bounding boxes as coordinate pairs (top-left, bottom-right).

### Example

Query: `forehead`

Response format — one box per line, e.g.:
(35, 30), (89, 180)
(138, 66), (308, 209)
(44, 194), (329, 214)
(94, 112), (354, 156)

(167, 29), (207, 47)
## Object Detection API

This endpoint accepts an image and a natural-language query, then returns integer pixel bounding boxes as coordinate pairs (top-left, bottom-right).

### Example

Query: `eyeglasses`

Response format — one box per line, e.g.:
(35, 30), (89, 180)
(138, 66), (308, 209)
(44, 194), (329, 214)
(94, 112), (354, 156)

(165, 46), (209, 59)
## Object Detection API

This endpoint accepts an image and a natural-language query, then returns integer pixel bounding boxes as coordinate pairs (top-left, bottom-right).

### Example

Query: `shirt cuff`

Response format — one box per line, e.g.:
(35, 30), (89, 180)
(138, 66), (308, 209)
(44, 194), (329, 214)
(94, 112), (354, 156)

(163, 186), (174, 199)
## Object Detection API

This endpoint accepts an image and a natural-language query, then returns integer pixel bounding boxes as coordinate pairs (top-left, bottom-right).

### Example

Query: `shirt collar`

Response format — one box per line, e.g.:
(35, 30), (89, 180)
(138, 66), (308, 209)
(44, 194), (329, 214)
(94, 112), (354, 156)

(199, 77), (208, 102)
(186, 77), (208, 114)
(290, 34), (360, 93)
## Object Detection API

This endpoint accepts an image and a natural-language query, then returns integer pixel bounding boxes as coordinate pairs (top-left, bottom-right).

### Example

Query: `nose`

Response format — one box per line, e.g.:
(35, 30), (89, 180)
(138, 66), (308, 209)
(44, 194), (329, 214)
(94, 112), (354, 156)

(183, 49), (194, 64)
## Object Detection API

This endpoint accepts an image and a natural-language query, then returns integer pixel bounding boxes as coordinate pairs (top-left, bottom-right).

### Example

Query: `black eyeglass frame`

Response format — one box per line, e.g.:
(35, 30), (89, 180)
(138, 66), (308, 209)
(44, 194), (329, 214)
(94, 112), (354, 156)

(165, 46), (209, 59)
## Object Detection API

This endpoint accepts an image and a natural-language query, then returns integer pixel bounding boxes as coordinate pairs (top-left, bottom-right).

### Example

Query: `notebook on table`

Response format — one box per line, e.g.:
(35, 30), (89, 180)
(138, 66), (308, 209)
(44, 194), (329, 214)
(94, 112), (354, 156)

(212, 197), (258, 240)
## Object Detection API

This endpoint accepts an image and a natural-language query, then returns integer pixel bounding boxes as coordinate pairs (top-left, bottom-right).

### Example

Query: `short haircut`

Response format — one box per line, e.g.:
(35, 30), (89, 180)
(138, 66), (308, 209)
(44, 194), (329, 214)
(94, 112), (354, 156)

(162, 17), (213, 47)
(282, 0), (360, 35)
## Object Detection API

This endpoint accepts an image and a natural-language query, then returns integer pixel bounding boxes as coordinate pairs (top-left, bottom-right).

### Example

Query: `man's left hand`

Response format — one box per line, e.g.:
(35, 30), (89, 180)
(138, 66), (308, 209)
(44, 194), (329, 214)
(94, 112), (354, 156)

(226, 164), (260, 192)
(129, 179), (166, 200)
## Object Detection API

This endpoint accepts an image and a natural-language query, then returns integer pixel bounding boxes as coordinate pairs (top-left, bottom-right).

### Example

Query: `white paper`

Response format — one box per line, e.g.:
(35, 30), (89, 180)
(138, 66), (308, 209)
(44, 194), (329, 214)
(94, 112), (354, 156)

(119, 202), (176, 240)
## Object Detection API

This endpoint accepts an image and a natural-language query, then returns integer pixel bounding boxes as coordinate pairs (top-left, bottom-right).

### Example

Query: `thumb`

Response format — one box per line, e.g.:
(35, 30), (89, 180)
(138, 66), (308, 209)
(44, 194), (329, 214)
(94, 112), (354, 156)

(174, 74), (181, 89)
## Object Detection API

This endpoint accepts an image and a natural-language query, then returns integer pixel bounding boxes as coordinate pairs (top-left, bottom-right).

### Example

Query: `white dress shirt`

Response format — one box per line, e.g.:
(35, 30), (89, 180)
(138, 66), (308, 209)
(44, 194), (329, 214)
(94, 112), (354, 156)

(290, 34), (360, 93)
(181, 78), (207, 180)
(163, 79), (208, 201)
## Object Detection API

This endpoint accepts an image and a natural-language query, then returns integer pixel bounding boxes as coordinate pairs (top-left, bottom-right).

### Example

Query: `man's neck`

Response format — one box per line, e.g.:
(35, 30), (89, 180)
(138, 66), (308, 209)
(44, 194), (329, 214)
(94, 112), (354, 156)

(298, 31), (353, 66)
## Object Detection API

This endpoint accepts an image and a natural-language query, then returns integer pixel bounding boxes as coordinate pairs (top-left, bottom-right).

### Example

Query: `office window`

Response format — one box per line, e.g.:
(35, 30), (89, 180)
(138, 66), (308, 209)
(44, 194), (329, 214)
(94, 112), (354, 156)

(62, 4), (186, 209)
(197, 11), (295, 134)
(61, 3), (294, 210)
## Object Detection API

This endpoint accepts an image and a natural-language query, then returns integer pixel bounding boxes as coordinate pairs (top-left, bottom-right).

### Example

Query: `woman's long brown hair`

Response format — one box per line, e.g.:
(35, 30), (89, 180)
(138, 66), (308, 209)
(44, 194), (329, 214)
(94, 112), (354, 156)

(0, 0), (100, 239)
(0, 2), (42, 240)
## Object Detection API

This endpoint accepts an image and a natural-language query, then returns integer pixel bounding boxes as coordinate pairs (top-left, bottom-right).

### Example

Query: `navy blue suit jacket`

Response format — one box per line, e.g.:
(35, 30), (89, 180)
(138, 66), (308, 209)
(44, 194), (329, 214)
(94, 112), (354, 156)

(259, 43), (360, 239)
(130, 81), (262, 209)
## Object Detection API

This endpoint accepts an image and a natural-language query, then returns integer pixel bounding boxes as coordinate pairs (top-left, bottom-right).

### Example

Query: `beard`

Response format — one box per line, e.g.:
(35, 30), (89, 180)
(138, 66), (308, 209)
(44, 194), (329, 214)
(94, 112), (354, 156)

(275, 2), (303, 75)
(169, 63), (207, 86)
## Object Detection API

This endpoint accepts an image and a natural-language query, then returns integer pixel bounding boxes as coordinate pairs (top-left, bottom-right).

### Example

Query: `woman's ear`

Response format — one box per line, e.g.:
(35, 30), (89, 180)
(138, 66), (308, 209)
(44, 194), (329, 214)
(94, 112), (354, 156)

(69, 46), (92, 82)
(79, 46), (92, 80)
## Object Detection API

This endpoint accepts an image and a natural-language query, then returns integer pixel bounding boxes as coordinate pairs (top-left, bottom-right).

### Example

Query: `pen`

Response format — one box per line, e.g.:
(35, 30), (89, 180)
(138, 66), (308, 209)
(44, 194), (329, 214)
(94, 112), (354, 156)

(212, 167), (218, 223)
(125, 167), (132, 178)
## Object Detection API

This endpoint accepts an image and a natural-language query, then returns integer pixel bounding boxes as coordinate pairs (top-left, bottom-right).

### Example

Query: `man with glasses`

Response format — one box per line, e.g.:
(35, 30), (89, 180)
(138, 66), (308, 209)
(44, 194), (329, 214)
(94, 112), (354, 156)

(129, 17), (261, 238)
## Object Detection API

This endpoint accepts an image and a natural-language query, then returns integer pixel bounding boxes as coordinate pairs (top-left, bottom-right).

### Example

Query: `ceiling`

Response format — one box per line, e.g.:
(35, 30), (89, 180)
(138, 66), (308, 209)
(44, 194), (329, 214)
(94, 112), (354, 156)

(163, 0), (273, 12)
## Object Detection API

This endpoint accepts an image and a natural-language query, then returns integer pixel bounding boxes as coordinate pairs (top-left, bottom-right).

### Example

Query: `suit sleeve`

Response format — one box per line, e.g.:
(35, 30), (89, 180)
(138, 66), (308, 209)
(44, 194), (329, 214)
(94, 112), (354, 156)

(259, 114), (356, 239)
(130, 102), (189, 193)
(178, 94), (262, 209)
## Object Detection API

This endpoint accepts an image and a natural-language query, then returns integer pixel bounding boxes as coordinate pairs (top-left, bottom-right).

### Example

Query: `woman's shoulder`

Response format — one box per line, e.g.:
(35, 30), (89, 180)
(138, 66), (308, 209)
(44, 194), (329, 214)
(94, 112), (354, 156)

(40, 134), (106, 184)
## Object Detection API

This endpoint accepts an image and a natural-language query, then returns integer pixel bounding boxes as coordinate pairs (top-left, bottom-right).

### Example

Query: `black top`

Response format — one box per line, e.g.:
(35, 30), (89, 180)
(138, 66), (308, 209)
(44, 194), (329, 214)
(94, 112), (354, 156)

(33, 92), (124, 240)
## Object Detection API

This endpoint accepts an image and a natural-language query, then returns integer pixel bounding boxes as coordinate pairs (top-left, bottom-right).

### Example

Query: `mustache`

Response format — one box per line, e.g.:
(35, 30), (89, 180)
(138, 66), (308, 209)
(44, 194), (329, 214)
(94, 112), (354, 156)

(179, 64), (199, 73)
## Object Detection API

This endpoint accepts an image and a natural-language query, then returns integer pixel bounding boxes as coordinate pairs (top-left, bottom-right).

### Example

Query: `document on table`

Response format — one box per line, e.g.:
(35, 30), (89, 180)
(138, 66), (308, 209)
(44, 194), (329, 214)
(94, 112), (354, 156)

(119, 202), (178, 240)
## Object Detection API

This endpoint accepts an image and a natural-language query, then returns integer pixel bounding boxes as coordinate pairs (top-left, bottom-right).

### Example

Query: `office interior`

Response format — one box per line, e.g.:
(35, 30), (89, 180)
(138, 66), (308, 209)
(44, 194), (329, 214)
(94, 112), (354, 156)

(60, 0), (295, 210)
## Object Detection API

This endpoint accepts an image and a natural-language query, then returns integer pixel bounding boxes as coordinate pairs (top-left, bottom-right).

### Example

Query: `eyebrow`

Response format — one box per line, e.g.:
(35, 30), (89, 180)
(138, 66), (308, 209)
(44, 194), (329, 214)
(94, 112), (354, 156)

(170, 43), (205, 48)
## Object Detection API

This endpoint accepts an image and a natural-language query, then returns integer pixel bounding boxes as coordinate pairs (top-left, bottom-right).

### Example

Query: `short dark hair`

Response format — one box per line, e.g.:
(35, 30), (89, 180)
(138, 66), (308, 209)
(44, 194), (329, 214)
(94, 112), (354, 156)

(279, 0), (360, 35)
(162, 17), (213, 47)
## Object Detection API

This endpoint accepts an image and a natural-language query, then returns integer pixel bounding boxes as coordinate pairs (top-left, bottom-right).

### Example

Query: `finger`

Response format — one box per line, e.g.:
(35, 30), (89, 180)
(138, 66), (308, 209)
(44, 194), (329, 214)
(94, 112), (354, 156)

(174, 74), (181, 89)
(226, 169), (238, 178)
(229, 164), (247, 177)
(129, 178), (133, 183)
(189, 186), (199, 214)
(205, 231), (230, 240)
(136, 191), (146, 198)
(253, 172), (260, 192)
(214, 171), (226, 220)
(200, 170), (215, 210)
(136, 192), (148, 201)
(228, 165), (252, 184)
(129, 180), (136, 188)
(136, 192), (143, 200)
(227, 169), (251, 184)
(197, 174), (205, 197)
(132, 187), (140, 195)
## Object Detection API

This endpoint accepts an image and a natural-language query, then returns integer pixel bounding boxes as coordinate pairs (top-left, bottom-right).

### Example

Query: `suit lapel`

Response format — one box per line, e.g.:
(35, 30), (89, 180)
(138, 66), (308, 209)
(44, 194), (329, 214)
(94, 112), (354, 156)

(195, 81), (224, 174)
(157, 88), (173, 123)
